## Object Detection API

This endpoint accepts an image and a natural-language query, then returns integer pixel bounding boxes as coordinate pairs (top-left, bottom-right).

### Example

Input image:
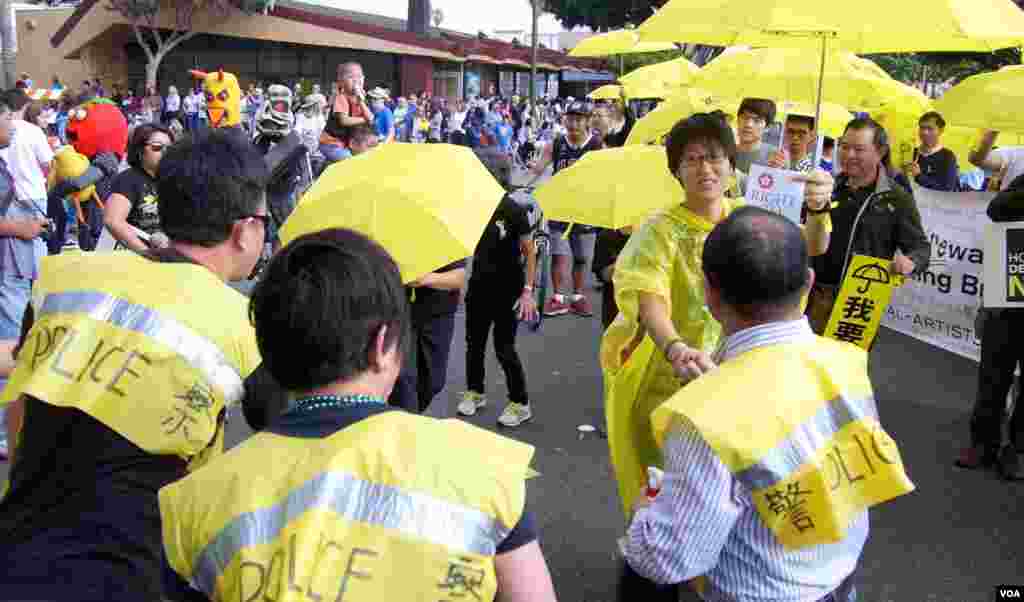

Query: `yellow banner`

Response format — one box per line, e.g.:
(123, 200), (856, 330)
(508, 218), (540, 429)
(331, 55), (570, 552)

(824, 255), (904, 349)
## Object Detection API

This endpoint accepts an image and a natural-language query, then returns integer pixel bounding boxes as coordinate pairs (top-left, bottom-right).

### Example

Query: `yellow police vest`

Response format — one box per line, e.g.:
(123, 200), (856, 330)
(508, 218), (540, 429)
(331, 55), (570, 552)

(160, 411), (534, 602)
(651, 336), (914, 550)
(0, 251), (260, 464)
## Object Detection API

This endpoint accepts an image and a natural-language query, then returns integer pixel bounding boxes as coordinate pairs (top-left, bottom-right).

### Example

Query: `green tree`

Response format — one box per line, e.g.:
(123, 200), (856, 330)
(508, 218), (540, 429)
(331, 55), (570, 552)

(865, 49), (1021, 85)
(543, 0), (666, 31)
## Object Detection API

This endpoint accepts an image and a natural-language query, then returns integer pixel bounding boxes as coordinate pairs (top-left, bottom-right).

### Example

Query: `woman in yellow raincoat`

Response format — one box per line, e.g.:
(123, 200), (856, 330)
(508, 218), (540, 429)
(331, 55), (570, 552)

(602, 113), (835, 517)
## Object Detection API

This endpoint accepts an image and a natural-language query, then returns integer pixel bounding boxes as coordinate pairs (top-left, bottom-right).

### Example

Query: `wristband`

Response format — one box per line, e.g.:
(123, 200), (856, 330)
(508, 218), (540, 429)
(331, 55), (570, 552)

(806, 201), (837, 215)
(663, 338), (685, 360)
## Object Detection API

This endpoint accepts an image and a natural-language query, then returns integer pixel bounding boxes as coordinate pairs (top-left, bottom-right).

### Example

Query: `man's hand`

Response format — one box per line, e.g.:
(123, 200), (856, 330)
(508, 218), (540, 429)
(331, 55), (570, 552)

(892, 253), (915, 276)
(794, 169), (835, 212)
(408, 273), (436, 289)
(767, 150), (787, 169)
(666, 341), (715, 383)
(15, 219), (47, 240)
(903, 161), (921, 177)
(516, 289), (538, 322)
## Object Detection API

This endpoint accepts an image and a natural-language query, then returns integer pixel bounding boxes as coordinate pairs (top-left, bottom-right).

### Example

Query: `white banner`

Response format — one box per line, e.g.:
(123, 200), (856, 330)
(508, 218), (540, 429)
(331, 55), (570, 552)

(881, 184), (994, 362)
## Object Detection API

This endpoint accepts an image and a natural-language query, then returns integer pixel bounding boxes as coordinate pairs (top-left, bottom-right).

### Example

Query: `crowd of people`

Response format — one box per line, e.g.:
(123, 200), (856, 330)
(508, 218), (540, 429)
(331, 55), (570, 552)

(0, 55), (1017, 602)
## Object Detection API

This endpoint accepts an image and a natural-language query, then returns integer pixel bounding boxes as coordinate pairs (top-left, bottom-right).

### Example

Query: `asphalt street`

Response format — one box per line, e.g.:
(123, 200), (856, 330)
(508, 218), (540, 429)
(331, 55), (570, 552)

(224, 295), (1022, 602)
(2, 168), (1020, 600)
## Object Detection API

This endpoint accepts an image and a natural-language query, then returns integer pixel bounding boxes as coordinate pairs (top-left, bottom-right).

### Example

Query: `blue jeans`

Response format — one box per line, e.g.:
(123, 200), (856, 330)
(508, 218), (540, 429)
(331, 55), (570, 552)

(0, 273), (31, 453)
(319, 143), (351, 166)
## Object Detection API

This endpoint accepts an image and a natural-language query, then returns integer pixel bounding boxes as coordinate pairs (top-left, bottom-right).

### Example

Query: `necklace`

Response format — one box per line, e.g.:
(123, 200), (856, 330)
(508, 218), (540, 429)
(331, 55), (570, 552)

(288, 394), (386, 415)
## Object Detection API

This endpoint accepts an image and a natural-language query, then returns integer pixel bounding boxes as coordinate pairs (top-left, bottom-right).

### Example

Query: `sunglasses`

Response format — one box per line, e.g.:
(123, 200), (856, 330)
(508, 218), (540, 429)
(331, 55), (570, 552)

(146, 143), (167, 153)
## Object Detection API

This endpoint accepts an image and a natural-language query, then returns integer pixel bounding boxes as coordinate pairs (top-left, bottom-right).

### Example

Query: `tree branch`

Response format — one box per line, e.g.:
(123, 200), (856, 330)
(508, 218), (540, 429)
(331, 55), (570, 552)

(130, 20), (155, 61)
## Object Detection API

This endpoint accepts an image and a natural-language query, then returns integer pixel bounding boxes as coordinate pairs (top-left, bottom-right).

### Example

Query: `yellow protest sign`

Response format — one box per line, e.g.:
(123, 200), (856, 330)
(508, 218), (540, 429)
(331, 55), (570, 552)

(824, 255), (904, 349)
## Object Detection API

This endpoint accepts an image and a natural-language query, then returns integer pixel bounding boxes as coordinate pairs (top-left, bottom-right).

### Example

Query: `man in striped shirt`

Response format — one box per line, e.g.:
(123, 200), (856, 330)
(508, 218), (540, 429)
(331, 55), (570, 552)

(621, 206), (912, 602)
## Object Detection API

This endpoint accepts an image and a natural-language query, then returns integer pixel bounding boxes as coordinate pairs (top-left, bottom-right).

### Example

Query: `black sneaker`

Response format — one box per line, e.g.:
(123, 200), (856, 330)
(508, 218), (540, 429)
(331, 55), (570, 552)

(997, 446), (1023, 481)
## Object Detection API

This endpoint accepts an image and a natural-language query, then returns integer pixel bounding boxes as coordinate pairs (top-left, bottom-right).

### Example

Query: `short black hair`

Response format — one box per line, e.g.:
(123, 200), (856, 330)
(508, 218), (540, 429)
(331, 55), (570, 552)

(250, 228), (409, 391)
(703, 206), (808, 320)
(157, 129), (267, 247)
(918, 111), (946, 129)
(3, 89), (28, 112)
(843, 117), (892, 170)
(126, 123), (173, 172)
(786, 114), (815, 130)
(823, 136), (835, 151)
(738, 98), (776, 125)
(665, 112), (737, 173)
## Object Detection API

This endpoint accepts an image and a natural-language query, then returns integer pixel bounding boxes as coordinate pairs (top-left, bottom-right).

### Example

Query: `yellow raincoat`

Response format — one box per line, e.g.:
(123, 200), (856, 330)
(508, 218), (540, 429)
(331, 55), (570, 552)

(601, 198), (742, 517)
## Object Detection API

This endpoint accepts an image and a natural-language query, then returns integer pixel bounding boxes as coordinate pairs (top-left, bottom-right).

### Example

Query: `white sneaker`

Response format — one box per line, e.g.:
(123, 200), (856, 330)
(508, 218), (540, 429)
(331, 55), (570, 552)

(457, 391), (487, 416)
(498, 402), (532, 427)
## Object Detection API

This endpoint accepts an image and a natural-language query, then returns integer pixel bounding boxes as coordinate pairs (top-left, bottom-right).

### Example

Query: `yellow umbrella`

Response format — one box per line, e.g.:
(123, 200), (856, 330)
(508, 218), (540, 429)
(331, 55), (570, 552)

(625, 88), (741, 145)
(636, 0), (1024, 53)
(874, 104), (1024, 170)
(281, 144), (504, 283)
(618, 56), (700, 99)
(569, 30), (678, 57)
(776, 100), (853, 138)
(694, 48), (931, 113)
(588, 84), (624, 100)
(636, 0), (1024, 164)
(934, 65), (1024, 132)
(534, 146), (681, 229)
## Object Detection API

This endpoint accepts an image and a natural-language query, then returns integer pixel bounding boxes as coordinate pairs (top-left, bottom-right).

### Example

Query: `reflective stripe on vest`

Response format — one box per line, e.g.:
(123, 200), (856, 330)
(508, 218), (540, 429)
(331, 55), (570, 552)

(38, 290), (244, 403)
(652, 338), (914, 550)
(1, 252), (259, 461)
(160, 412), (533, 602)
(192, 470), (512, 595)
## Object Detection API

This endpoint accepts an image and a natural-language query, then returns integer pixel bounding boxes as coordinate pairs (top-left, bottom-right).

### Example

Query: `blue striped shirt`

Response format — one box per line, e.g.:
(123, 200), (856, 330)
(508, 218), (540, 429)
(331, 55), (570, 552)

(626, 317), (867, 602)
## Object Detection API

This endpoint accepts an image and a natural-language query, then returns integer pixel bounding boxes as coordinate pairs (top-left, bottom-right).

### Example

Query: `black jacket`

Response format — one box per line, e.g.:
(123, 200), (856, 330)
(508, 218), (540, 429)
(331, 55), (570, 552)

(987, 174), (1024, 222)
(816, 170), (931, 284)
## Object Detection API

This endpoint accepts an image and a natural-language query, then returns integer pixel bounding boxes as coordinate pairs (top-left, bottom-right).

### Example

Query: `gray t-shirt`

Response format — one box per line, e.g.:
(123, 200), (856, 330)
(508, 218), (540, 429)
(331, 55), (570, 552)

(734, 144), (774, 174)
(0, 157), (45, 280)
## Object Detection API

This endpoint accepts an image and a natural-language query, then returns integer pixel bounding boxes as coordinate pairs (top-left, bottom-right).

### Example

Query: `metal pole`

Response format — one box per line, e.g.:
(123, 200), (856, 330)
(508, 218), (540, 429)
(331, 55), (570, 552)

(812, 35), (827, 168)
(529, 0), (538, 109)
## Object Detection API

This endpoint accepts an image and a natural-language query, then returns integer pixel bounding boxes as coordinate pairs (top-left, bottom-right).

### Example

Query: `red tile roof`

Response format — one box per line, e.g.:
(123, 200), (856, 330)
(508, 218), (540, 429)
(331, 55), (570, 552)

(50, 0), (608, 73)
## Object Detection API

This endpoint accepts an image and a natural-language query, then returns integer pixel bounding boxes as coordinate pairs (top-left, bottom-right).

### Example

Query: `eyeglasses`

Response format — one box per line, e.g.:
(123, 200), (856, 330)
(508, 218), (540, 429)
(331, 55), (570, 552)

(680, 154), (728, 169)
(785, 129), (812, 139)
(145, 143), (167, 153)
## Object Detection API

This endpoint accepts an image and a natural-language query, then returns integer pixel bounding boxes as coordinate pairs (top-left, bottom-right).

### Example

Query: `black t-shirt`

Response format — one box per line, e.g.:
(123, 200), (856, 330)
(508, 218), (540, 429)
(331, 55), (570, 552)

(470, 194), (535, 288)
(815, 180), (876, 286)
(0, 249), (219, 601)
(915, 147), (959, 192)
(601, 113), (636, 149)
(552, 134), (603, 174)
(410, 259), (467, 322)
(109, 166), (160, 236)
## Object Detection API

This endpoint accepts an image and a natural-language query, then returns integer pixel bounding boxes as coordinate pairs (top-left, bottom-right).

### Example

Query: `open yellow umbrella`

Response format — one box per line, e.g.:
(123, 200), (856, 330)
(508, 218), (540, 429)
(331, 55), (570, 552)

(694, 48), (931, 113)
(569, 30), (678, 57)
(625, 88), (740, 145)
(934, 65), (1024, 133)
(636, 0), (1024, 164)
(776, 100), (853, 138)
(874, 103), (1024, 170)
(618, 56), (700, 99)
(281, 144), (504, 283)
(636, 0), (1024, 53)
(588, 84), (624, 101)
(534, 146), (681, 229)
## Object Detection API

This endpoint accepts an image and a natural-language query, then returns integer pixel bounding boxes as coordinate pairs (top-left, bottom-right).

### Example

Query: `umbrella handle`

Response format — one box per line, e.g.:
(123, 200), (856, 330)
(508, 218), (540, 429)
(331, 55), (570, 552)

(563, 223), (574, 239)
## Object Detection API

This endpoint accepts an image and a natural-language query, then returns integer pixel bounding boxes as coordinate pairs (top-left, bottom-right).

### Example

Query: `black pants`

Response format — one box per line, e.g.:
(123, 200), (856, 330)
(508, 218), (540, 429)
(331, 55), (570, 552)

(617, 561), (857, 602)
(972, 308), (1024, 450)
(465, 282), (528, 404)
(389, 312), (457, 413)
(47, 193), (103, 254)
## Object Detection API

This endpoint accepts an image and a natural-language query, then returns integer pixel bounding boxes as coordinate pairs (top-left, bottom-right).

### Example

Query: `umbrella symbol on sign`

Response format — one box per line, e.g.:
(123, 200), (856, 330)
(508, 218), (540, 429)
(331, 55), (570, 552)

(851, 262), (891, 294)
